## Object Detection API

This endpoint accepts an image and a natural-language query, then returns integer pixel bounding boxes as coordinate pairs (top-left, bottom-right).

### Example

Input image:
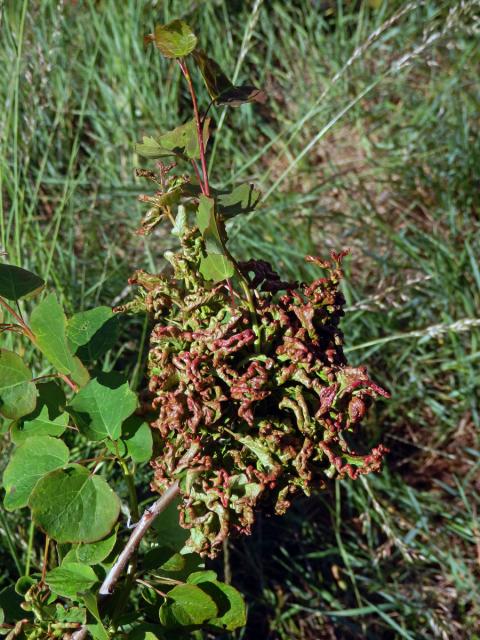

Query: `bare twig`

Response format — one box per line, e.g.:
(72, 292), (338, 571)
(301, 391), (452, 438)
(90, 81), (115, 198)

(98, 482), (180, 597)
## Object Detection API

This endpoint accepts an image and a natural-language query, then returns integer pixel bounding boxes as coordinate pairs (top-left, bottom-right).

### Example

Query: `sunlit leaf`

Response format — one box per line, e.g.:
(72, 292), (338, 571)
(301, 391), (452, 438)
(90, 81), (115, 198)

(0, 349), (37, 420)
(159, 583), (218, 627)
(67, 306), (119, 362)
(30, 293), (90, 386)
(217, 183), (262, 219)
(70, 372), (137, 441)
(199, 254), (234, 283)
(29, 464), (120, 543)
(3, 436), (69, 511)
(152, 20), (198, 58)
(46, 562), (97, 599)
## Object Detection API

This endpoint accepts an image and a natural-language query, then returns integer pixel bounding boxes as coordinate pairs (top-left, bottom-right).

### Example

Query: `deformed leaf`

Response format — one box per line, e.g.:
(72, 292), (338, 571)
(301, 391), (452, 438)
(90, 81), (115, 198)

(0, 264), (44, 301)
(159, 583), (218, 627)
(0, 349), (37, 420)
(135, 136), (172, 159)
(136, 119), (210, 162)
(152, 20), (198, 58)
(199, 254), (235, 283)
(29, 464), (120, 543)
(70, 372), (137, 441)
(3, 436), (69, 511)
(46, 562), (97, 599)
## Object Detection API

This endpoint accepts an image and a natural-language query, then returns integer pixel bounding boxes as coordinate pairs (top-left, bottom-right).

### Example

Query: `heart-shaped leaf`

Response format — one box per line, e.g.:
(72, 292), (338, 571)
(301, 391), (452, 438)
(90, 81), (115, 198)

(3, 436), (69, 511)
(196, 195), (226, 254)
(29, 464), (120, 543)
(0, 264), (44, 300)
(151, 20), (197, 58)
(0, 349), (37, 420)
(70, 372), (137, 441)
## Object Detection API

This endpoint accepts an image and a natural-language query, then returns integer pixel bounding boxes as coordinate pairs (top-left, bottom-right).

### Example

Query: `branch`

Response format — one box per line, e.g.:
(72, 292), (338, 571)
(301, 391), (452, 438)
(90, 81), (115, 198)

(99, 482), (180, 596)
(178, 59), (210, 196)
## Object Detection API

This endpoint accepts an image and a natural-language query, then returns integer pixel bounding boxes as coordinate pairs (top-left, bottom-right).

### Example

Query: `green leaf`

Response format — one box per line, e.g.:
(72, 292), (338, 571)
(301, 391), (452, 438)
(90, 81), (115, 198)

(159, 583), (218, 627)
(70, 372), (137, 441)
(29, 464), (120, 543)
(171, 205), (187, 237)
(152, 498), (189, 550)
(11, 381), (66, 444)
(152, 20), (197, 58)
(30, 293), (90, 386)
(67, 306), (119, 362)
(143, 546), (185, 573)
(86, 623), (110, 640)
(3, 436), (69, 511)
(136, 119), (210, 161)
(135, 136), (172, 159)
(207, 582), (246, 631)
(0, 349), (37, 420)
(184, 572), (246, 630)
(216, 85), (267, 107)
(12, 406), (68, 444)
(0, 264), (44, 300)
(46, 563), (97, 599)
(121, 416), (153, 463)
(192, 49), (233, 102)
(199, 254), (235, 283)
(75, 529), (117, 565)
(0, 586), (27, 624)
(196, 195), (225, 255)
(217, 183), (261, 219)
(192, 49), (266, 107)
(186, 571), (218, 585)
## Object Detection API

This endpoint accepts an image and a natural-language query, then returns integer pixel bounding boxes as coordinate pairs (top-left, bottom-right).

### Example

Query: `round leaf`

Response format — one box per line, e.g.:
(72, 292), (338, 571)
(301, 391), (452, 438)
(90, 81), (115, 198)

(46, 562), (97, 598)
(29, 464), (120, 543)
(153, 20), (197, 58)
(199, 254), (235, 282)
(159, 583), (218, 627)
(3, 436), (69, 511)
(0, 264), (44, 300)
(0, 349), (37, 420)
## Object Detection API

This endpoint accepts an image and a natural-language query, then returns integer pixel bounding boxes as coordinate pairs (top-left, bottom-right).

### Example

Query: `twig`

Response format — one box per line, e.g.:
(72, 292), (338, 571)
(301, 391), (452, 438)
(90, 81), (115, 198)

(0, 296), (35, 341)
(178, 59), (210, 196)
(98, 482), (180, 596)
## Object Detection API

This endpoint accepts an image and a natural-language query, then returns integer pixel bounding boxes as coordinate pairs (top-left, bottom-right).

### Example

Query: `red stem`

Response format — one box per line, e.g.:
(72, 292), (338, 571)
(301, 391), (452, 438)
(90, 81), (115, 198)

(178, 59), (210, 196)
(191, 159), (206, 195)
(0, 296), (35, 341)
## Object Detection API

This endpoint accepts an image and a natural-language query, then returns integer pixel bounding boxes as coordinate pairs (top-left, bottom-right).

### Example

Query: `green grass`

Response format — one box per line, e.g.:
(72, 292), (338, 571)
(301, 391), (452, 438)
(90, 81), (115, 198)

(1, 0), (479, 638)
